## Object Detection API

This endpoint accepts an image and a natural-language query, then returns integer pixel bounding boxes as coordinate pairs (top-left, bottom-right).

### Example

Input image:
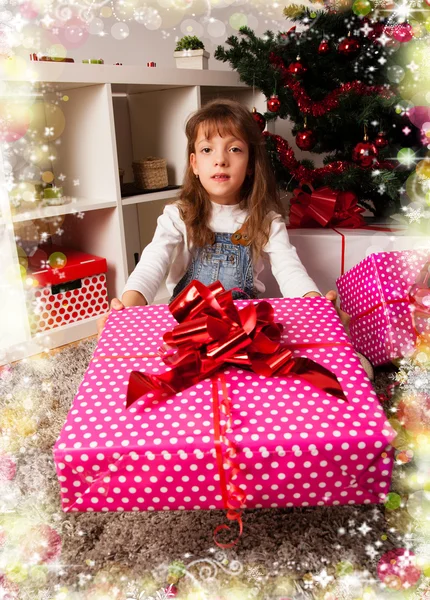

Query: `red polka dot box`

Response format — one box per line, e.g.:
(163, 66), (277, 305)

(336, 250), (430, 366)
(53, 297), (396, 515)
(26, 245), (109, 334)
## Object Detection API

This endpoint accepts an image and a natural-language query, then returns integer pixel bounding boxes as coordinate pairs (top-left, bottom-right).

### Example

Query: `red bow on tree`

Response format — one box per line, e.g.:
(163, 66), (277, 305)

(289, 182), (366, 228)
(126, 280), (346, 408)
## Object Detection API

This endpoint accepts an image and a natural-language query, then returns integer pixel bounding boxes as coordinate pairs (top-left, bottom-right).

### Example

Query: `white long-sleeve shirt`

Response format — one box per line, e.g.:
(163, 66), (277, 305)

(123, 201), (320, 304)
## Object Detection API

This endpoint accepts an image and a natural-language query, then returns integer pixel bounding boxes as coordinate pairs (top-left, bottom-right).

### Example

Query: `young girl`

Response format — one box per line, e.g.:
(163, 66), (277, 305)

(98, 99), (343, 332)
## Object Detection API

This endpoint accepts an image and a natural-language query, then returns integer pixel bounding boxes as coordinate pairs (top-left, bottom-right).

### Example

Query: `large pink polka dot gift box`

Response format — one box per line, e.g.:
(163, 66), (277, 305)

(336, 250), (430, 366)
(53, 297), (395, 515)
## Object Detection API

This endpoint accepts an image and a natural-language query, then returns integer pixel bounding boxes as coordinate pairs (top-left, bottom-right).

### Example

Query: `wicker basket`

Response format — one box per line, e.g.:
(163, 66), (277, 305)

(132, 157), (168, 190)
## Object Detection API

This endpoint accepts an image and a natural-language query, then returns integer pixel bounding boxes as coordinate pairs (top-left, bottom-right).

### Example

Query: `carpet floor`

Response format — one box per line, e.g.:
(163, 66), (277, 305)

(0, 337), (404, 600)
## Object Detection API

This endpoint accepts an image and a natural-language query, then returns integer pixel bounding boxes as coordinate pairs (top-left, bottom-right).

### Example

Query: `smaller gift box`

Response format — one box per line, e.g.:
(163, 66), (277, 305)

(26, 244), (109, 334)
(337, 250), (430, 366)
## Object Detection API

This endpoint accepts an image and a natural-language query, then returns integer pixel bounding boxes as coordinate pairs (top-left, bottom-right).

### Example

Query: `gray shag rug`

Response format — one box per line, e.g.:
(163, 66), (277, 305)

(0, 337), (403, 599)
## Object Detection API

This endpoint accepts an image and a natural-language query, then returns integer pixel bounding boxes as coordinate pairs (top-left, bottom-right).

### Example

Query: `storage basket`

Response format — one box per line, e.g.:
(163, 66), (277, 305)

(132, 157), (168, 190)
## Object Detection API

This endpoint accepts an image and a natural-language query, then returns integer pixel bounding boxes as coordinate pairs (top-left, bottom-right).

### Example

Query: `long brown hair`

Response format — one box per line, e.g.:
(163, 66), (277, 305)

(177, 98), (285, 258)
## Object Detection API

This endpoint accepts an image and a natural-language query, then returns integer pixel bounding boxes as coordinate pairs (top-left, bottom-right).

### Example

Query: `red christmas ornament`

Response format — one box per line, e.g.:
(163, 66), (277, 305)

(318, 39), (330, 55)
(267, 94), (281, 113)
(338, 35), (361, 58)
(288, 56), (307, 76)
(367, 21), (385, 44)
(388, 22), (414, 43)
(251, 106), (266, 132)
(353, 128), (378, 167)
(353, 140), (378, 167)
(295, 124), (316, 151)
(374, 131), (389, 148)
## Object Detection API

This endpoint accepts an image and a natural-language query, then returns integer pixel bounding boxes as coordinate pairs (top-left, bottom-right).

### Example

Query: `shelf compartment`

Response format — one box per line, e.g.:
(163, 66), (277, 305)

(122, 197), (172, 275)
(54, 84), (118, 201)
(49, 207), (128, 302)
(6, 83), (118, 221)
(113, 85), (199, 189)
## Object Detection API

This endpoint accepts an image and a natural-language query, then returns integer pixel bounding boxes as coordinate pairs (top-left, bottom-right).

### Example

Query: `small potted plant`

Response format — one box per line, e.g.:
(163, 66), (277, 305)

(174, 35), (209, 70)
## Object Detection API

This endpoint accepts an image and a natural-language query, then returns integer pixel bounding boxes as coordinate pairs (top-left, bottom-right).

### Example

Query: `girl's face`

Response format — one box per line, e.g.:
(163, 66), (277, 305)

(190, 123), (251, 205)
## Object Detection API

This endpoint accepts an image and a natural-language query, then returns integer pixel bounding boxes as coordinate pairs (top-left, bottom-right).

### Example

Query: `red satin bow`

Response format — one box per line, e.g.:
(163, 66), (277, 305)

(126, 280), (346, 408)
(290, 182), (366, 229)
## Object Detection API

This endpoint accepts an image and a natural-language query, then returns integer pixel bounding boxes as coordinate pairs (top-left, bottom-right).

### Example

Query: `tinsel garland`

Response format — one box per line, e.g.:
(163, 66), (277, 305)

(269, 53), (394, 117)
(264, 132), (396, 182)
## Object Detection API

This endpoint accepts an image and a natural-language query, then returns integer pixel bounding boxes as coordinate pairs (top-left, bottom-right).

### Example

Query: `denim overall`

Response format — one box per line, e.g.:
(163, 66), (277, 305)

(171, 232), (256, 301)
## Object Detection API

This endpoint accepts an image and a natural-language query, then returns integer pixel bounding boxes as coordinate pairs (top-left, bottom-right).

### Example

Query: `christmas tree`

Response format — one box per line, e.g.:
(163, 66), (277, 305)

(214, 0), (425, 218)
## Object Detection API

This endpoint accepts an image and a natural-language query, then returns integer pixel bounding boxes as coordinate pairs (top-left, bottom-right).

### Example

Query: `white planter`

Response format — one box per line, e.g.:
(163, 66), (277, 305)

(173, 49), (210, 70)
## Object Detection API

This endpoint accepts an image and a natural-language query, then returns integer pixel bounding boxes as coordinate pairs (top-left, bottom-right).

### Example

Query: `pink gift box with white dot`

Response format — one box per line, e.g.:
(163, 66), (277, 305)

(337, 250), (430, 366)
(26, 245), (109, 334)
(53, 298), (395, 513)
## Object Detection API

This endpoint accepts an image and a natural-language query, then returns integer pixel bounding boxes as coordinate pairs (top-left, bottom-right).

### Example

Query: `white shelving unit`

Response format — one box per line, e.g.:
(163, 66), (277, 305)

(0, 63), (269, 365)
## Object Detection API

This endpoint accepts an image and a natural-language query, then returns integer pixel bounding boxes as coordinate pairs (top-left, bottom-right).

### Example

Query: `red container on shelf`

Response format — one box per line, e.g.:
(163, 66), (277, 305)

(26, 245), (109, 333)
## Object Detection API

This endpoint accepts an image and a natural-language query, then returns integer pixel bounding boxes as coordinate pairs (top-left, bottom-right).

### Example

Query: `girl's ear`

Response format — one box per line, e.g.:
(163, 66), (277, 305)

(190, 153), (198, 175)
(247, 167), (253, 177)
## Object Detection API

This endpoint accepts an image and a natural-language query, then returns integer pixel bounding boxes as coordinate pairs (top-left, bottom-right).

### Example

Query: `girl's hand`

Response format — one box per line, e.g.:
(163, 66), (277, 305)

(96, 298), (125, 338)
(325, 289), (351, 331)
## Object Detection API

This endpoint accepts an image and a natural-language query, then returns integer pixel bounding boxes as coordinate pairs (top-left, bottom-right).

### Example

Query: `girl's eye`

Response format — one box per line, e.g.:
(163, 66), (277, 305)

(200, 146), (242, 154)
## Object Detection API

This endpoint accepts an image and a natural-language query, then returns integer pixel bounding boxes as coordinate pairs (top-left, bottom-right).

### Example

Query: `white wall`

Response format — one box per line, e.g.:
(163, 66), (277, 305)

(51, 6), (288, 68)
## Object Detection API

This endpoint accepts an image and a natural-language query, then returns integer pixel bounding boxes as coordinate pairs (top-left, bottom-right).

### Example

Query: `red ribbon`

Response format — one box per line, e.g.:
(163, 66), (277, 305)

(211, 373), (245, 548)
(126, 280), (346, 408)
(330, 227), (346, 276)
(407, 260), (430, 340)
(333, 225), (400, 275)
(349, 298), (408, 325)
(290, 182), (366, 229)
